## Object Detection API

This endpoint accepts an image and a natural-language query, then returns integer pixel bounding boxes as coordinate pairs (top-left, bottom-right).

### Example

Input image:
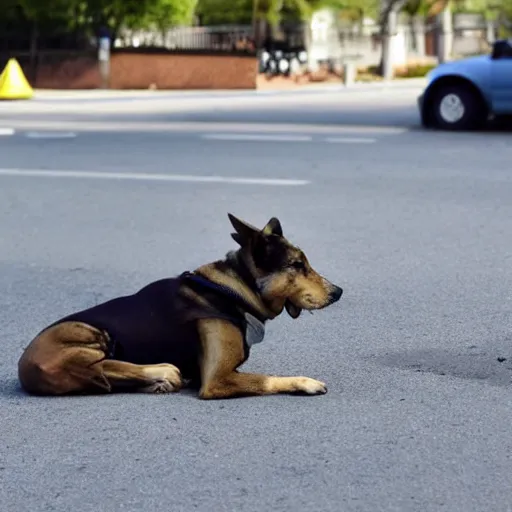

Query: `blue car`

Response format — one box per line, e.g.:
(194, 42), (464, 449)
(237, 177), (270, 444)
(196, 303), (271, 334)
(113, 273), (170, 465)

(418, 39), (512, 130)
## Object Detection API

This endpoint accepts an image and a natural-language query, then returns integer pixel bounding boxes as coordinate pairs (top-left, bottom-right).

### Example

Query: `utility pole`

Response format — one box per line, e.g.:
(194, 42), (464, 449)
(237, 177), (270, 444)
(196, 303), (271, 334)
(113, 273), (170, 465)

(97, 26), (111, 89)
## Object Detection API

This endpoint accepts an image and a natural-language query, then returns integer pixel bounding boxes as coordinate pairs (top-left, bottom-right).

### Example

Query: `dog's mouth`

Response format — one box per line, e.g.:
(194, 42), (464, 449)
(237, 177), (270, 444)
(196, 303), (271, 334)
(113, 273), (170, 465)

(285, 300), (302, 319)
(285, 286), (343, 317)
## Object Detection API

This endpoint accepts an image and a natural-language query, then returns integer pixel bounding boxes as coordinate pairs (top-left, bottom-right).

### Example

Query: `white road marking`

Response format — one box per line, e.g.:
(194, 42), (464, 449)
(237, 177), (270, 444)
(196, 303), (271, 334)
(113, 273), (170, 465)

(0, 119), (408, 135)
(0, 168), (309, 186)
(0, 128), (15, 136)
(201, 133), (312, 142)
(25, 131), (77, 139)
(326, 137), (377, 144)
(202, 133), (381, 144)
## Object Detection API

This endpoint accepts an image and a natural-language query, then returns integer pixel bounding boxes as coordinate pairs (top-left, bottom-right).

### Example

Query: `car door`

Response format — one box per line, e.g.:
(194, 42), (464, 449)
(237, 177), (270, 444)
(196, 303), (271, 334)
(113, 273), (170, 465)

(490, 40), (512, 114)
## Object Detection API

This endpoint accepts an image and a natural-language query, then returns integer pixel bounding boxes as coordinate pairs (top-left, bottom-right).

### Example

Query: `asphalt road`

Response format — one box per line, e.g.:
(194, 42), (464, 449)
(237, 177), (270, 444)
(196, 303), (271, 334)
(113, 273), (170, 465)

(1, 86), (512, 512)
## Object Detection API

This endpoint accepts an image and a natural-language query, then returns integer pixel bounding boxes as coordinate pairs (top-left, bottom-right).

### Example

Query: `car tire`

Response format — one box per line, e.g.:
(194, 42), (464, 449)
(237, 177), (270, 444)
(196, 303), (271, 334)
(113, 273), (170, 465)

(429, 84), (486, 131)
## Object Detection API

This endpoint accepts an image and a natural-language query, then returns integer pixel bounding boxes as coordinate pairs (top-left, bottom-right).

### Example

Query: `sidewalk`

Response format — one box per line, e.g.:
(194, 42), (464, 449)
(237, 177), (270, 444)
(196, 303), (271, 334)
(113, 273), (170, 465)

(0, 77), (424, 119)
(28, 77), (426, 102)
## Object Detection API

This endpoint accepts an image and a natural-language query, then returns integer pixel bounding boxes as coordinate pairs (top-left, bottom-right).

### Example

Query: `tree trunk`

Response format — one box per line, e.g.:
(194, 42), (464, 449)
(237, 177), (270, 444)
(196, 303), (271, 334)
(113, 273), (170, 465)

(409, 14), (416, 52)
(303, 18), (316, 73)
(378, 0), (404, 78)
(436, 3), (452, 63)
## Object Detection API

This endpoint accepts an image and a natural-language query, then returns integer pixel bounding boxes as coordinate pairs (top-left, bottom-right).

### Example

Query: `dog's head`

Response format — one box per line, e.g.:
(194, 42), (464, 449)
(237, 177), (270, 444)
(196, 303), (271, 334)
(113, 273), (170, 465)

(228, 213), (343, 319)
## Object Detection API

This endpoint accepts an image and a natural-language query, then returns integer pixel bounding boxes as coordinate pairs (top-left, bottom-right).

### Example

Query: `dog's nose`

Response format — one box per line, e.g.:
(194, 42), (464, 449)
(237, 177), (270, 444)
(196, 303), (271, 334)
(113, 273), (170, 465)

(329, 286), (343, 302)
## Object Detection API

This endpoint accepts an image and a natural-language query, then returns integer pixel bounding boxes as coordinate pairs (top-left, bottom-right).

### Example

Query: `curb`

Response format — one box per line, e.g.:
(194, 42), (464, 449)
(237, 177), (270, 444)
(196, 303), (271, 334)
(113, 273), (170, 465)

(29, 78), (426, 102)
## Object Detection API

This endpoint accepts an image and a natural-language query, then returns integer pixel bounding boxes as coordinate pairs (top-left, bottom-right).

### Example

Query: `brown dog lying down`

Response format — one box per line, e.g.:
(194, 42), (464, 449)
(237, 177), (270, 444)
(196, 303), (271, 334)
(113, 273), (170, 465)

(17, 214), (342, 399)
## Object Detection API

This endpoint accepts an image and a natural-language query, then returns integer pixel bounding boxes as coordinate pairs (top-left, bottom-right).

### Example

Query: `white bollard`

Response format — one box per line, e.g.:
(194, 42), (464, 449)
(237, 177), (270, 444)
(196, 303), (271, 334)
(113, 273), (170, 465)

(343, 61), (356, 86)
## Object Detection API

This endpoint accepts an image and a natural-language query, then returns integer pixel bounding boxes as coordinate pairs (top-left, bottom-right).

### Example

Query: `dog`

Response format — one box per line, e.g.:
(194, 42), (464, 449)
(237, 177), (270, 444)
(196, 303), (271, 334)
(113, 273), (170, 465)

(17, 214), (343, 399)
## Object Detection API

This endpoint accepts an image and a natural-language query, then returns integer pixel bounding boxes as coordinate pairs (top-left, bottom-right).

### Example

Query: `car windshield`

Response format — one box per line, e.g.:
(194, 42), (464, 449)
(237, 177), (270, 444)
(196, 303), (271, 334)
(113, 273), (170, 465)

(492, 39), (512, 58)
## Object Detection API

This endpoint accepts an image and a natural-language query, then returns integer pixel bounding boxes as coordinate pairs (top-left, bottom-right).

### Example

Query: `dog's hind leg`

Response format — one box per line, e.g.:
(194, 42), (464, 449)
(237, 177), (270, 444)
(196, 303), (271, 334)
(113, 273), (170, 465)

(18, 321), (183, 395)
(197, 319), (327, 399)
(90, 359), (183, 394)
(18, 321), (112, 395)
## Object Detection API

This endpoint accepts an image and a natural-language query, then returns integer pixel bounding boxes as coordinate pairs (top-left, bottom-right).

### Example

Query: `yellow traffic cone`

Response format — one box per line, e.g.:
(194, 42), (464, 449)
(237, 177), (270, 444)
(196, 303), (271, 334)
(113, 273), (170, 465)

(0, 58), (33, 100)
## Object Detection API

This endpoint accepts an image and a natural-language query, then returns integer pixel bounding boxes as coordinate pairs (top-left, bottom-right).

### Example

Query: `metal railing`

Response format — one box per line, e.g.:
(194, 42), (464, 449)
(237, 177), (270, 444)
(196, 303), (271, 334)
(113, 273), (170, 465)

(116, 25), (257, 53)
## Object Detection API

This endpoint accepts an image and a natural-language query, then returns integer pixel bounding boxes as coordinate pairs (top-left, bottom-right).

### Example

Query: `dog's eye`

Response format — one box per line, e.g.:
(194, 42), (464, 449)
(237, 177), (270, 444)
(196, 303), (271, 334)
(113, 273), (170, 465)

(290, 261), (305, 270)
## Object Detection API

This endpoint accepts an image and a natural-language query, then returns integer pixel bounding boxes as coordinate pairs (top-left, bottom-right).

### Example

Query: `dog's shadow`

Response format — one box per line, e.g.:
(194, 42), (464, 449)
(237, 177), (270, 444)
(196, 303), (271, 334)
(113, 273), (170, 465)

(0, 376), (201, 399)
(374, 347), (512, 386)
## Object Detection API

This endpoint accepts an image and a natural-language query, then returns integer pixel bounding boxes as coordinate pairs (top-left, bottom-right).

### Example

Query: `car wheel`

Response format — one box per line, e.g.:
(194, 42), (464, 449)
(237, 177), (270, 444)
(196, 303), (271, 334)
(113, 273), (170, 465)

(430, 84), (486, 131)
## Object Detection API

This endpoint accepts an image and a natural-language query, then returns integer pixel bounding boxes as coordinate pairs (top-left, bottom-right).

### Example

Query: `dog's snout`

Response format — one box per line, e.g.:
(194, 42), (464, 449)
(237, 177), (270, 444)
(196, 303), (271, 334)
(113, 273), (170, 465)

(329, 286), (343, 302)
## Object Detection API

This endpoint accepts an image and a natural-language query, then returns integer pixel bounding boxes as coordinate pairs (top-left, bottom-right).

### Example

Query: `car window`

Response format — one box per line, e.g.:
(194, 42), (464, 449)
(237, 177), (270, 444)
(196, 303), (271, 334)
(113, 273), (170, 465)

(492, 40), (512, 59)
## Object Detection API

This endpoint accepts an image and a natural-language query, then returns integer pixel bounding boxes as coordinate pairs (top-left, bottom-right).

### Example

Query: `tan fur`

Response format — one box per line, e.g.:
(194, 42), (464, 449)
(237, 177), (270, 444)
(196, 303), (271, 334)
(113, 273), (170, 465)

(255, 248), (335, 312)
(197, 319), (326, 399)
(260, 269), (333, 310)
(17, 214), (341, 398)
(18, 322), (182, 395)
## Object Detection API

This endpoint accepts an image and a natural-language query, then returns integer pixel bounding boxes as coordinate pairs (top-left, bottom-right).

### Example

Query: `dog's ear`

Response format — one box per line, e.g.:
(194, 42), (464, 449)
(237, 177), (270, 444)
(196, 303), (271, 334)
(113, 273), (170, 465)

(228, 213), (260, 246)
(262, 217), (283, 237)
(231, 232), (244, 245)
(285, 300), (302, 319)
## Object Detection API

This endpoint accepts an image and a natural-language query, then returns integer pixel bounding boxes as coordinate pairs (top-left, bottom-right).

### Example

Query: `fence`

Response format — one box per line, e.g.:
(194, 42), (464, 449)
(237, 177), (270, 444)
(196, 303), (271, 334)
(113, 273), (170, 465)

(0, 24), (258, 80)
(116, 25), (256, 53)
(112, 16), (499, 64)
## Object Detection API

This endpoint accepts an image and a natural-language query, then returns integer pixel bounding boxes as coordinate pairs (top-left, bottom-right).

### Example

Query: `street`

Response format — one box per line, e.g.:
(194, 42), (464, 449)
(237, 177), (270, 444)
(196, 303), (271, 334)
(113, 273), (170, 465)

(1, 83), (512, 512)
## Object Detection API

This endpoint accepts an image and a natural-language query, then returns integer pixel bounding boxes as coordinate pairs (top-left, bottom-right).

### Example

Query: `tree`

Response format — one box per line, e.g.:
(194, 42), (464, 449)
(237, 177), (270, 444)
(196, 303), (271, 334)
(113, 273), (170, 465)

(195, 0), (378, 26)
(377, 0), (406, 77)
(195, 0), (254, 25)
(400, 0), (512, 61)
(81, 0), (196, 37)
(13, 0), (197, 40)
(125, 0), (197, 31)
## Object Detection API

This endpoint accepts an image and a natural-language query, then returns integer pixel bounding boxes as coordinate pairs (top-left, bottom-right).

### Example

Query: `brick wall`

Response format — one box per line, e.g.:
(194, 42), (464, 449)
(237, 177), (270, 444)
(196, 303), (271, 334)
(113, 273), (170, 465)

(23, 51), (257, 90)
(109, 53), (257, 90)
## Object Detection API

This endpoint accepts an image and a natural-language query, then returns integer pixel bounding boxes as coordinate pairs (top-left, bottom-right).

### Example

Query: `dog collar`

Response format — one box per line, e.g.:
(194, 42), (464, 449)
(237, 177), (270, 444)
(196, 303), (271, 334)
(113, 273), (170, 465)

(179, 271), (267, 325)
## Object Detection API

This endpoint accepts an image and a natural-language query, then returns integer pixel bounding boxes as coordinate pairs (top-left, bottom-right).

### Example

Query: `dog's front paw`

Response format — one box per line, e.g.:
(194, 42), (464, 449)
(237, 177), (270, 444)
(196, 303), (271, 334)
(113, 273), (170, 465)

(142, 364), (182, 394)
(293, 377), (327, 395)
(144, 379), (178, 394)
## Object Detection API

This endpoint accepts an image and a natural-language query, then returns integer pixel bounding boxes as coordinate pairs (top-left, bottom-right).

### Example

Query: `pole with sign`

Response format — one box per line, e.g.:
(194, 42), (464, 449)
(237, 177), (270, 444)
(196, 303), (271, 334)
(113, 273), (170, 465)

(98, 28), (111, 89)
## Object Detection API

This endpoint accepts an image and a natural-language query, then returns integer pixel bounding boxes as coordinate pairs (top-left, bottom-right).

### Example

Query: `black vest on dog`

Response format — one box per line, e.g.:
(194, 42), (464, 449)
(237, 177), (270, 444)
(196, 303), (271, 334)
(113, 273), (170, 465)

(51, 273), (265, 382)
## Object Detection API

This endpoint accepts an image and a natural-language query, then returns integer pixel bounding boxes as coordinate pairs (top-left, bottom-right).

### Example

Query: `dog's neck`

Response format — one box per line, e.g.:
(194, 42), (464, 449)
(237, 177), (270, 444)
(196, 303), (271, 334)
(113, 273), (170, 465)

(194, 250), (281, 321)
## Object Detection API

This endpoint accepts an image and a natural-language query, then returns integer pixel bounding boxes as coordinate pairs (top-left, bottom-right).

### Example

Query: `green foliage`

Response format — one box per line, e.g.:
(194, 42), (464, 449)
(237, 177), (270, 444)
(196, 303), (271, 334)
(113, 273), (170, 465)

(81, 0), (197, 31)
(401, 0), (431, 17)
(491, 0), (512, 25)
(3, 0), (511, 38)
(277, 0), (380, 22)
(126, 0), (198, 30)
(194, 0), (254, 25)
(5, 0), (197, 36)
(402, 0), (512, 20)
(364, 61), (435, 77)
(195, 0), (379, 26)
(397, 62), (436, 76)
